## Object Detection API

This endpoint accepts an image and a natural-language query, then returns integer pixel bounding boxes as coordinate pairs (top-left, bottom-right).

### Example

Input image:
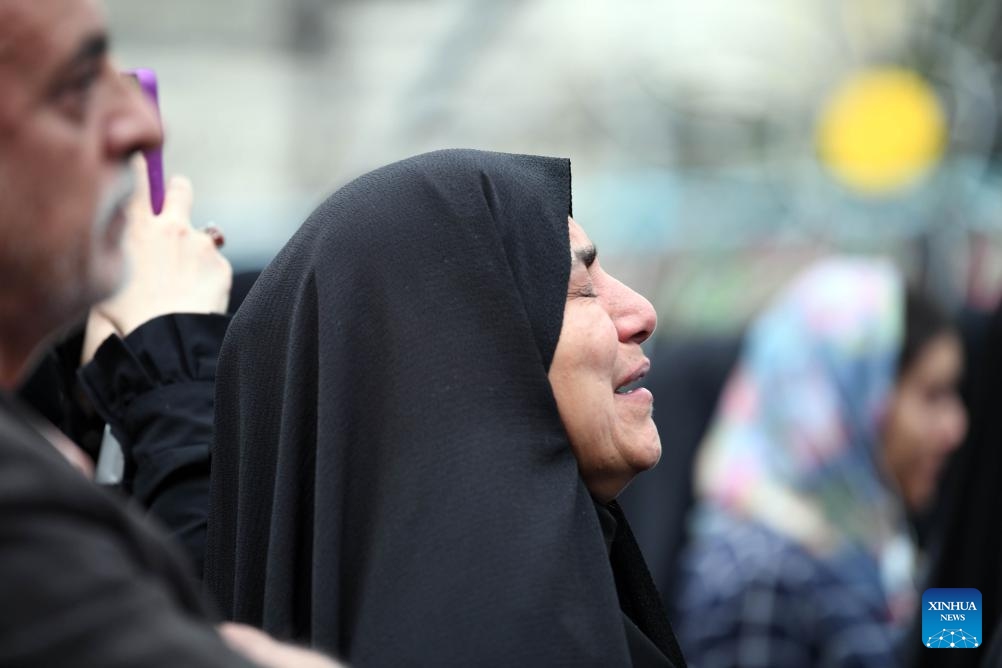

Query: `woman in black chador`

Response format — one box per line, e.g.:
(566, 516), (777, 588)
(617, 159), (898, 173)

(205, 149), (686, 667)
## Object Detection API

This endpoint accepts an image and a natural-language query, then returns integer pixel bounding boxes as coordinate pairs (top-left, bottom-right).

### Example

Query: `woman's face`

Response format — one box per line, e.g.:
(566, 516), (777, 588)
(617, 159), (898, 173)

(548, 217), (661, 502)
(882, 332), (967, 511)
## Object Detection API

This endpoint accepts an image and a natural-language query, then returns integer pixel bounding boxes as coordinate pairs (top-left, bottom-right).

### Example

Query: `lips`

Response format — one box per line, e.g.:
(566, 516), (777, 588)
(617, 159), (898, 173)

(615, 360), (650, 395)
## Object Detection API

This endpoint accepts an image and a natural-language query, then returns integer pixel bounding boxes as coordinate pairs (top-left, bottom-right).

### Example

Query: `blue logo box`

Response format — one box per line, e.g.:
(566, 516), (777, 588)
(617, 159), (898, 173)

(923, 588), (982, 649)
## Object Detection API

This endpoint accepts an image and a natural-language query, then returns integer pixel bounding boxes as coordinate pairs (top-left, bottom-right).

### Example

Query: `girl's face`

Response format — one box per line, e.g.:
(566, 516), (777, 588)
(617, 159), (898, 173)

(881, 332), (967, 511)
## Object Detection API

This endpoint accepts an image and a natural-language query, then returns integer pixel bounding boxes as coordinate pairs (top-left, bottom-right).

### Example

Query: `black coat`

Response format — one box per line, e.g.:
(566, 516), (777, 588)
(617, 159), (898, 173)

(205, 149), (685, 666)
(0, 394), (253, 667)
(78, 312), (230, 577)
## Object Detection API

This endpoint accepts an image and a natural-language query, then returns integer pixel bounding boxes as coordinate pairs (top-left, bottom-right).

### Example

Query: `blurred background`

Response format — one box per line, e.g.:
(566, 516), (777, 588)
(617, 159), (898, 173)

(108, 0), (1002, 334)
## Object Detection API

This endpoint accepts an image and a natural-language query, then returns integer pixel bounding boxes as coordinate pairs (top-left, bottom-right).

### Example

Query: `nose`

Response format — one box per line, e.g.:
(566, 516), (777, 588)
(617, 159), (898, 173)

(607, 277), (657, 345)
(104, 68), (162, 160)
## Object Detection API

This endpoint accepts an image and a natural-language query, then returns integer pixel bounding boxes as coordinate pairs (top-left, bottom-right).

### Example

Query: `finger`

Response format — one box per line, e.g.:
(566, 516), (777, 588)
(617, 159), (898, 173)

(218, 623), (273, 658)
(160, 175), (194, 221)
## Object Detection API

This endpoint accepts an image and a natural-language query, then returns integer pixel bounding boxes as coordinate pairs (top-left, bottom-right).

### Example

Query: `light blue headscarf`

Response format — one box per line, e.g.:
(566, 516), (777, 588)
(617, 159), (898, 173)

(694, 256), (915, 619)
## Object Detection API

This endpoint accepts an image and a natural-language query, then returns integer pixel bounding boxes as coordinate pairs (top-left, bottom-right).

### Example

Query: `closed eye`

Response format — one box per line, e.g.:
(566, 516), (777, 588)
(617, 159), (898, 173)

(572, 282), (598, 299)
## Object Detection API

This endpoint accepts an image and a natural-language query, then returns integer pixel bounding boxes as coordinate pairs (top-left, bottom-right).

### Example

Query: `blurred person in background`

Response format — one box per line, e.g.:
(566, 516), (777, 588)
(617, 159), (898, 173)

(0, 0), (340, 664)
(206, 149), (687, 667)
(672, 257), (966, 668)
(906, 290), (1002, 668)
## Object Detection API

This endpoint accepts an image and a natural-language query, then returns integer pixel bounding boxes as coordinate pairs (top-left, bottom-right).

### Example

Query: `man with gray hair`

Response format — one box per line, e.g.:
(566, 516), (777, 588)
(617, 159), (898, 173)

(0, 1), (338, 665)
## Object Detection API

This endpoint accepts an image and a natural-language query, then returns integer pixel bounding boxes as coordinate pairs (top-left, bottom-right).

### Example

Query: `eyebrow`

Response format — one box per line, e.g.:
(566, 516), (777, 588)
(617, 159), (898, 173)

(52, 33), (108, 84)
(573, 244), (597, 269)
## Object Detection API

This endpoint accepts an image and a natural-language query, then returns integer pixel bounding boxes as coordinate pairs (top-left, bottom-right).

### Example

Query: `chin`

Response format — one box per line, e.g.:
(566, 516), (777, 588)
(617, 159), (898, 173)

(613, 446), (662, 500)
(641, 422), (664, 467)
(639, 442), (663, 471)
(907, 484), (937, 514)
(625, 433), (663, 473)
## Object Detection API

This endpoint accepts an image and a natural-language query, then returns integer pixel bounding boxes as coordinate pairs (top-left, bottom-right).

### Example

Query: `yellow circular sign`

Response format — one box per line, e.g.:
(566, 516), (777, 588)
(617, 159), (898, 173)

(816, 68), (946, 195)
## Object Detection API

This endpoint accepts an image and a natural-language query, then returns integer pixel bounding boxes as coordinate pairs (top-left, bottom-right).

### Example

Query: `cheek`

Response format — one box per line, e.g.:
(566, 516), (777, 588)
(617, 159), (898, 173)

(898, 407), (930, 458)
(889, 399), (942, 472)
(26, 111), (101, 178)
(549, 310), (618, 438)
(0, 141), (104, 301)
(553, 309), (617, 378)
(573, 323), (617, 378)
(6, 129), (99, 225)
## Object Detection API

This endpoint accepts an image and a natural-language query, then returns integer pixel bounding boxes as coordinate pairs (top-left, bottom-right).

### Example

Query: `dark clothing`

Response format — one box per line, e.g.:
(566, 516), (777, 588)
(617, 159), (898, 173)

(79, 313), (229, 577)
(597, 501), (687, 668)
(16, 270), (258, 461)
(16, 325), (106, 457)
(982, 617), (1002, 667)
(0, 393), (253, 667)
(674, 513), (901, 668)
(206, 149), (685, 666)
(906, 306), (1002, 668)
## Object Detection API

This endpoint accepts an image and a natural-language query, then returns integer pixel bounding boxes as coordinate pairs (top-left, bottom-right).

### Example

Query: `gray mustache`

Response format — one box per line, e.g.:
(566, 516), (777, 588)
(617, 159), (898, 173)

(93, 168), (138, 234)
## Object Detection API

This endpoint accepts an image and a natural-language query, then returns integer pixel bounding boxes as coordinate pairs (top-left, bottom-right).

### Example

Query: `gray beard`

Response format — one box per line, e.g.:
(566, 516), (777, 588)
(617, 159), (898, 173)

(0, 167), (136, 329)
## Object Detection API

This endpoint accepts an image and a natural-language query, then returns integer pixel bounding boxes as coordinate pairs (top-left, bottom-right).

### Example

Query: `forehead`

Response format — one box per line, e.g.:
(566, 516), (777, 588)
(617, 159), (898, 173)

(0, 0), (104, 92)
(567, 216), (596, 262)
(567, 217), (589, 246)
(909, 333), (963, 380)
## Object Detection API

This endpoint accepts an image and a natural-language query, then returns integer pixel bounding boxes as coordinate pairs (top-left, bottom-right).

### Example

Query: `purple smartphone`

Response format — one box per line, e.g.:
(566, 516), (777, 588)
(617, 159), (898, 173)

(123, 68), (165, 215)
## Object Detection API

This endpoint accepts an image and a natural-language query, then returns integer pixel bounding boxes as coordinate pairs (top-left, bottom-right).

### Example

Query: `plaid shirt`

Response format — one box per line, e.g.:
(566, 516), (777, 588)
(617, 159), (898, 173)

(672, 514), (906, 668)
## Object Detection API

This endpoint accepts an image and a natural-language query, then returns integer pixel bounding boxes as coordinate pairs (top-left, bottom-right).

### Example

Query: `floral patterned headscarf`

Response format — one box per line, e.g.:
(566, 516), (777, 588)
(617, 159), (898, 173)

(694, 257), (915, 617)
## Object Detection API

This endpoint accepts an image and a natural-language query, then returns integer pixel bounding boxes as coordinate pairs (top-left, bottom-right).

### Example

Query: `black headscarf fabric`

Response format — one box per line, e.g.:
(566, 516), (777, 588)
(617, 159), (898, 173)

(205, 150), (673, 665)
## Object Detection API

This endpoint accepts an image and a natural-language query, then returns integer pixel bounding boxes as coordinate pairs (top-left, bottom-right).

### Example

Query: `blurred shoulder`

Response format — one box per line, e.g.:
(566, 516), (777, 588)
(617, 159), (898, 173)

(678, 513), (823, 600)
